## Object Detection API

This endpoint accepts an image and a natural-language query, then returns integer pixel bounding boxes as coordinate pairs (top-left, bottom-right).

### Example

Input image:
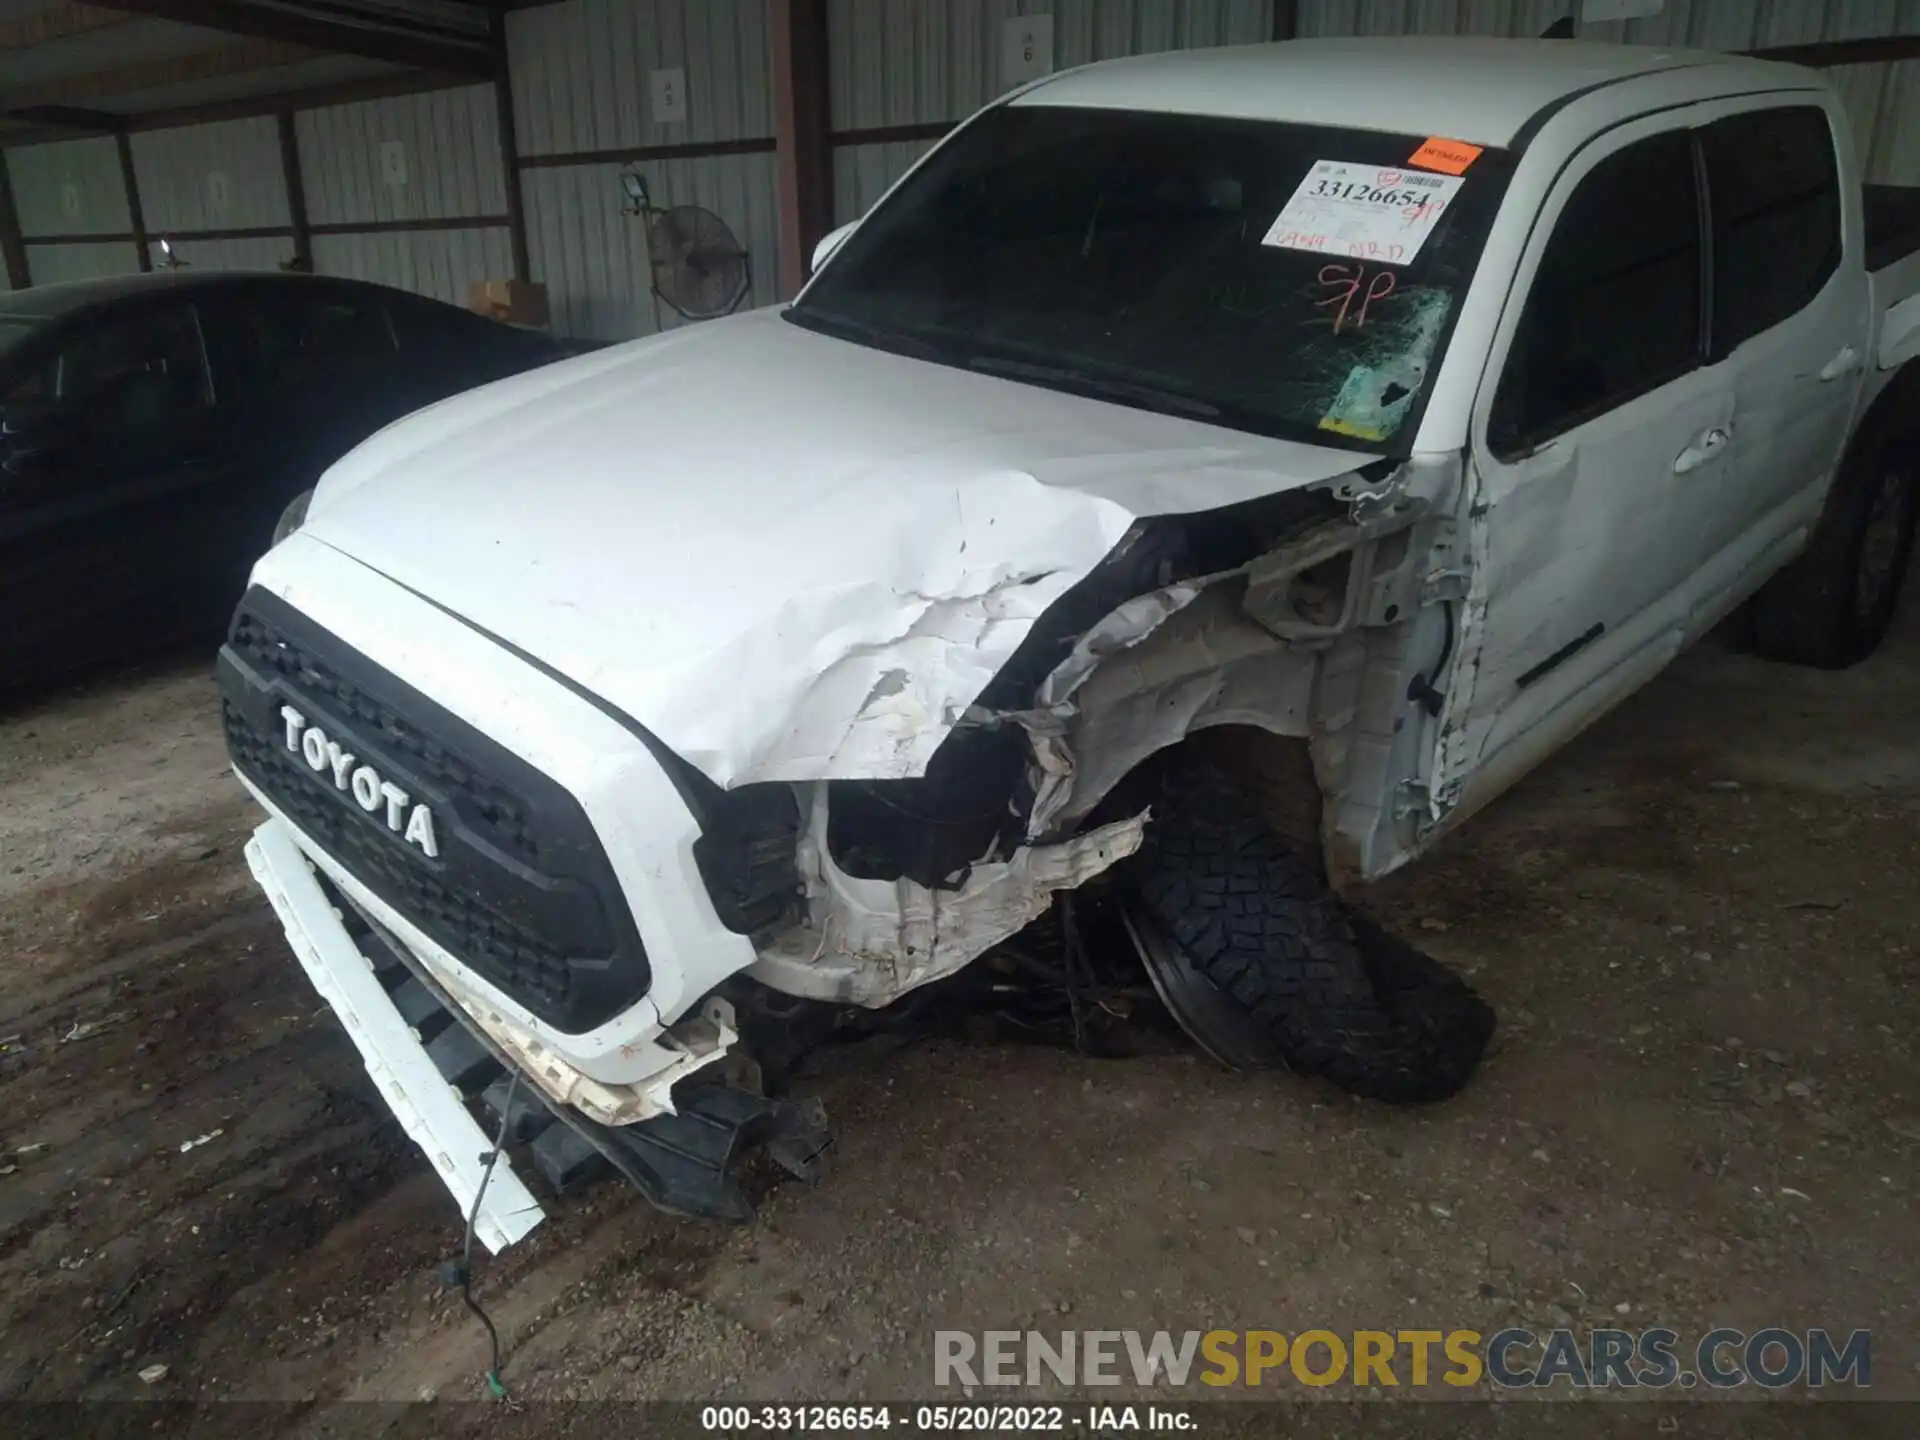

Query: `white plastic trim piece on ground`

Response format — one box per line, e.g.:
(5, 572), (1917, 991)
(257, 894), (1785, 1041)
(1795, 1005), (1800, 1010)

(244, 817), (545, 1253)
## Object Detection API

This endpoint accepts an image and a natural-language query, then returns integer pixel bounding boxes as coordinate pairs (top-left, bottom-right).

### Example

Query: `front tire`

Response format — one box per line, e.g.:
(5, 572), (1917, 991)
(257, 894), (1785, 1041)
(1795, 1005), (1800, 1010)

(1121, 769), (1495, 1103)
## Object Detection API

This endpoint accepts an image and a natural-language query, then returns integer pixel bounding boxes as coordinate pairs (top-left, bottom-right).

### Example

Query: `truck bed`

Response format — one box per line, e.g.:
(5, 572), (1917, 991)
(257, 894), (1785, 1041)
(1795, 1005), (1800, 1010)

(1864, 183), (1920, 274)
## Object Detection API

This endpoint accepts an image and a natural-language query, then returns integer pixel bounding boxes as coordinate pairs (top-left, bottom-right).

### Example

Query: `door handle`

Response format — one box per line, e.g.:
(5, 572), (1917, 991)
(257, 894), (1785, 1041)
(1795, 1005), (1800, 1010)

(1819, 346), (1860, 382)
(1673, 426), (1730, 474)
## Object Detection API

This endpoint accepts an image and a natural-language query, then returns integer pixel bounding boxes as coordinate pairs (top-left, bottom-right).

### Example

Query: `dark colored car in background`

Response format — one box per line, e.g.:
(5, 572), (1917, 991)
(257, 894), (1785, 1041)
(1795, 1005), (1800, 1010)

(0, 271), (567, 689)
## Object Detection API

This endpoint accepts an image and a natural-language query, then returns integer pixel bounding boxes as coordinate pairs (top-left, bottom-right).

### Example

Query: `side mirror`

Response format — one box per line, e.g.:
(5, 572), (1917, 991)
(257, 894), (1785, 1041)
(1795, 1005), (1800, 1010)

(810, 220), (859, 276)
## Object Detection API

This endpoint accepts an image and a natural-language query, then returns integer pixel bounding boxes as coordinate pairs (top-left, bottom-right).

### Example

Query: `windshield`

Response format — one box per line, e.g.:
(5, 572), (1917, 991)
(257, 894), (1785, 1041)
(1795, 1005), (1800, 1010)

(789, 107), (1512, 453)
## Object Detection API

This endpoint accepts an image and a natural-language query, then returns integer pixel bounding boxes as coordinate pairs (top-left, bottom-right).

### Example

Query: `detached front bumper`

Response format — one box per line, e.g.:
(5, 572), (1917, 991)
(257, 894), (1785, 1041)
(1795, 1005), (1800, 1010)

(246, 816), (830, 1240)
(245, 815), (546, 1252)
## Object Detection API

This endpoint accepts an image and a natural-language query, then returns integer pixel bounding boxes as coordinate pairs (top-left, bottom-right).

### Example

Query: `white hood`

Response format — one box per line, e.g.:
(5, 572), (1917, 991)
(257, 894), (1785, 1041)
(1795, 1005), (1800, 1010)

(302, 307), (1365, 787)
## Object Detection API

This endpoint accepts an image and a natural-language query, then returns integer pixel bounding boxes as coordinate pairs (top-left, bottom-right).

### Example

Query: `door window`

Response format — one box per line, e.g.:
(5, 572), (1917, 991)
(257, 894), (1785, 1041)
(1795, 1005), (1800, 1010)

(221, 291), (305, 396)
(57, 304), (212, 463)
(385, 292), (562, 382)
(1700, 105), (1841, 356)
(1488, 131), (1702, 456)
(294, 290), (396, 363)
(219, 287), (397, 407)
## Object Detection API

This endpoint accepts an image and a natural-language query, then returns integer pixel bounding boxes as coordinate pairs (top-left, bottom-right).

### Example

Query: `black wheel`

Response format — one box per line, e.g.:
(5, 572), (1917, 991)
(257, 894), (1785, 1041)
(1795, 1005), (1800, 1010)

(1120, 768), (1495, 1103)
(1746, 402), (1917, 669)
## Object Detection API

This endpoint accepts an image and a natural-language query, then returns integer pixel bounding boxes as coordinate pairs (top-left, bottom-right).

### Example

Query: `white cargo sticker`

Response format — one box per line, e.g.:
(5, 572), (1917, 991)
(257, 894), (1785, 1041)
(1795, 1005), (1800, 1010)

(1261, 160), (1464, 266)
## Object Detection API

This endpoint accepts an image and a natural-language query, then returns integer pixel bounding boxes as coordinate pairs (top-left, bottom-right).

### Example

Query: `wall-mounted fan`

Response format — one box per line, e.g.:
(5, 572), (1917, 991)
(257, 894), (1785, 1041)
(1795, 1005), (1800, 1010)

(620, 169), (751, 321)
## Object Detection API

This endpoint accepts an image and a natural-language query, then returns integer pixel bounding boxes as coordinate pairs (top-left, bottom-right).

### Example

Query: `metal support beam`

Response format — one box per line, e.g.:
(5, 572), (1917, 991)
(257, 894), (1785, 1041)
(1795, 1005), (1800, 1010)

(0, 37), (315, 112)
(0, 3), (138, 49)
(91, 0), (494, 77)
(115, 129), (151, 271)
(0, 154), (30, 290)
(128, 67), (469, 130)
(277, 110), (311, 271)
(1, 104), (126, 132)
(771, 0), (831, 299)
(1749, 34), (1920, 67)
(489, 10), (529, 282)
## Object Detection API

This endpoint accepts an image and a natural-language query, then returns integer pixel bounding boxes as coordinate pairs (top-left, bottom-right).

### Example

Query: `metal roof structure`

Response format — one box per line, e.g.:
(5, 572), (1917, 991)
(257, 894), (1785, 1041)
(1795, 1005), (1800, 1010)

(0, 0), (497, 146)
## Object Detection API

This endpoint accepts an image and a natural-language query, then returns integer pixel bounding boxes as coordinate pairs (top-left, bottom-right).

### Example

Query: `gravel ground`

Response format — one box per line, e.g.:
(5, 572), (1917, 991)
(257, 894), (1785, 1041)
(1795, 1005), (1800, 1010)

(0, 593), (1915, 1431)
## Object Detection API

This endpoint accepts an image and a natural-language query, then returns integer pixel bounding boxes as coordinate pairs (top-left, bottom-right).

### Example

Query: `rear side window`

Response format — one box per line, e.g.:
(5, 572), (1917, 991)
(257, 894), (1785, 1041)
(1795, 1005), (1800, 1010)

(1700, 106), (1841, 355)
(1489, 131), (1701, 454)
(386, 292), (558, 365)
(296, 290), (396, 361)
(224, 286), (395, 394)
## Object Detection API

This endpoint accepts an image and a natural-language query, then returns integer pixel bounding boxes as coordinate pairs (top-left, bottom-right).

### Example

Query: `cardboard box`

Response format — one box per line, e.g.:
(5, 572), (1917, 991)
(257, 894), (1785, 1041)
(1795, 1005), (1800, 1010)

(468, 278), (550, 328)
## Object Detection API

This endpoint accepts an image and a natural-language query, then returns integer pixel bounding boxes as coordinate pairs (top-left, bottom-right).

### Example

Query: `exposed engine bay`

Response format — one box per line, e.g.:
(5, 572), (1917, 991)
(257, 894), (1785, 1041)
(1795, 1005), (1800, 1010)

(676, 455), (1475, 1020)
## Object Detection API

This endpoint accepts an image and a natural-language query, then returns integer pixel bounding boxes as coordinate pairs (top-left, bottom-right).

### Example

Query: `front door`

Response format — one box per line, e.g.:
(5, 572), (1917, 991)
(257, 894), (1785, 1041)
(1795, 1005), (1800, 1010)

(0, 300), (220, 668)
(1434, 118), (1731, 818)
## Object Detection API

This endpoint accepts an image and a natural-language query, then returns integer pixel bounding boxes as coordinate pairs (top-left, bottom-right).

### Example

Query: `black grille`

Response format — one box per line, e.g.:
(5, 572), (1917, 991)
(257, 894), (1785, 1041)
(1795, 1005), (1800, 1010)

(220, 587), (650, 1034)
(225, 702), (577, 1010)
(229, 607), (540, 864)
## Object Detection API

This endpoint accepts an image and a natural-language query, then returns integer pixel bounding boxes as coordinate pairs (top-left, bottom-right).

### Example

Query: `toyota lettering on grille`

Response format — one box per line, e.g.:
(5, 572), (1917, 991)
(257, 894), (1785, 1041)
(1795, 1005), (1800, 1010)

(278, 704), (440, 857)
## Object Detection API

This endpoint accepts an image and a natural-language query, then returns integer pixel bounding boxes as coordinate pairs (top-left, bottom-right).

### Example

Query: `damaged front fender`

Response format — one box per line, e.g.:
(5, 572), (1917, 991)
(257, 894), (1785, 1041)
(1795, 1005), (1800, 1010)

(748, 781), (1146, 1005)
(725, 456), (1471, 1012)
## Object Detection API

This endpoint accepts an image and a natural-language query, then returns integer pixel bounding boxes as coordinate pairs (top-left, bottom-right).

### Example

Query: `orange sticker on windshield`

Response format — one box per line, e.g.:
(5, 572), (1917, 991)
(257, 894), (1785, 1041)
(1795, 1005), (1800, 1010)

(1408, 137), (1482, 175)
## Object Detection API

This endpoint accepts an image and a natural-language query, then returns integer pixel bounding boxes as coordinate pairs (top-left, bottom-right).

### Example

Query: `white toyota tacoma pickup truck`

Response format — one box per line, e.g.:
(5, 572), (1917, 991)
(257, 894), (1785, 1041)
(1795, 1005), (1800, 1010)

(226, 38), (1920, 1246)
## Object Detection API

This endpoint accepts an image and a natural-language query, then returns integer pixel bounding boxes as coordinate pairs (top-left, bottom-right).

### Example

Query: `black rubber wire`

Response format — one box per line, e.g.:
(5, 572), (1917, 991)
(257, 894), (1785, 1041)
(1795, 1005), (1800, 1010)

(450, 1070), (520, 1400)
(1057, 893), (1087, 1052)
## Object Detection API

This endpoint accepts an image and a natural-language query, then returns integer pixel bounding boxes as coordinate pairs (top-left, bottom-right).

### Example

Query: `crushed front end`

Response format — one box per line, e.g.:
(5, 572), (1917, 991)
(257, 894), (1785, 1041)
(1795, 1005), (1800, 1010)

(219, 543), (832, 1242)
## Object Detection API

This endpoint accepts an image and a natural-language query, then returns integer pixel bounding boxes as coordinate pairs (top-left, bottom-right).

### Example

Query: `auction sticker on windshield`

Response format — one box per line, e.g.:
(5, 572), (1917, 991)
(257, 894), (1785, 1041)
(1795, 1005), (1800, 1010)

(1261, 160), (1464, 265)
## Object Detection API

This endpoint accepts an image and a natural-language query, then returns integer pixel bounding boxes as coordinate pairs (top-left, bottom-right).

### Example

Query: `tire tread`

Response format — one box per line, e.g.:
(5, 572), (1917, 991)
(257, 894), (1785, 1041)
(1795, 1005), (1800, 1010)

(1129, 771), (1495, 1103)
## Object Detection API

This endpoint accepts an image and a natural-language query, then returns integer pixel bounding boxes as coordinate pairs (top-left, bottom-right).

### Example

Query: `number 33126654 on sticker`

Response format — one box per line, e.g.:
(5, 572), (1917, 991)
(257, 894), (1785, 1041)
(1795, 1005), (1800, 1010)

(1262, 158), (1464, 264)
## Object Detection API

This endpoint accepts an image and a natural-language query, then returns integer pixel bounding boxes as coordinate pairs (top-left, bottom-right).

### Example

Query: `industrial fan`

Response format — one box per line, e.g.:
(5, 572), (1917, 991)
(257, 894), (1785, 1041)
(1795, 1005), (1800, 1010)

(620, 169), (751, 321)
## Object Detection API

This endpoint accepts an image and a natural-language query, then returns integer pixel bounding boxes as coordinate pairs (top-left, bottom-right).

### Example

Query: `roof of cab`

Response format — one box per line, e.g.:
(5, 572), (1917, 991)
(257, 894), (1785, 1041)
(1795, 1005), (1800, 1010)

(1010, 37), (1820, 148)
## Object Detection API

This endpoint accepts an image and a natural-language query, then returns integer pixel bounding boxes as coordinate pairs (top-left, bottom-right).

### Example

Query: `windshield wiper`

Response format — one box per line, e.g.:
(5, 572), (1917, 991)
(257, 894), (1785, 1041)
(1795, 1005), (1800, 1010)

(965, 355), (1220, 420)
(782, 307), (956, 364)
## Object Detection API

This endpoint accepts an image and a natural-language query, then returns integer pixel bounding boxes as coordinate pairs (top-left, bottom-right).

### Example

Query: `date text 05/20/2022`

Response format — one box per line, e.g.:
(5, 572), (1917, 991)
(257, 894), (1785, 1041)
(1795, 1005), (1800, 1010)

(701, 1406), (1194, 1433)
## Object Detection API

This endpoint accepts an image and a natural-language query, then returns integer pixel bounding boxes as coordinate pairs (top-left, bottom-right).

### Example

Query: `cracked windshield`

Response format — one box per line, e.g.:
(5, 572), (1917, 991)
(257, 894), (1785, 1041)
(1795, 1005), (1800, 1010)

(790, 105), (1513, 452)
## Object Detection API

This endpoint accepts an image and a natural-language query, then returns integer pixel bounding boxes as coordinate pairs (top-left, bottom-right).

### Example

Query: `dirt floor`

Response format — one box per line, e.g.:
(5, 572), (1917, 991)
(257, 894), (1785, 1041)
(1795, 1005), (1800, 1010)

(2, 591), (1917, 1431)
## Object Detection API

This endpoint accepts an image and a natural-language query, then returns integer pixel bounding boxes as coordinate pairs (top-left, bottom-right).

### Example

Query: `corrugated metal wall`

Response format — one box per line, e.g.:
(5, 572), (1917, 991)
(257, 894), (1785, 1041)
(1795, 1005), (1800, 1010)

(833, 137), (940, 221)
(22, 240), (143, 288)
(1292, 0), (1920, 182)
(131, 118), (290, 242)
(1830, 59), (1920, 184)
(828, 0), (1275, 222)
(8, 137), (141, 287)
(509, 0), (772, 153)
(508, 0), (778, 341)
(298, 85), (505, 223)
(7, 137), (129, 238)
(522, 153), (779, 338)
(297, 83), (509, 307)
(161, 236), (296, 272)
(2, 0), (1916, 320)
(311, 228), (517, 306)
